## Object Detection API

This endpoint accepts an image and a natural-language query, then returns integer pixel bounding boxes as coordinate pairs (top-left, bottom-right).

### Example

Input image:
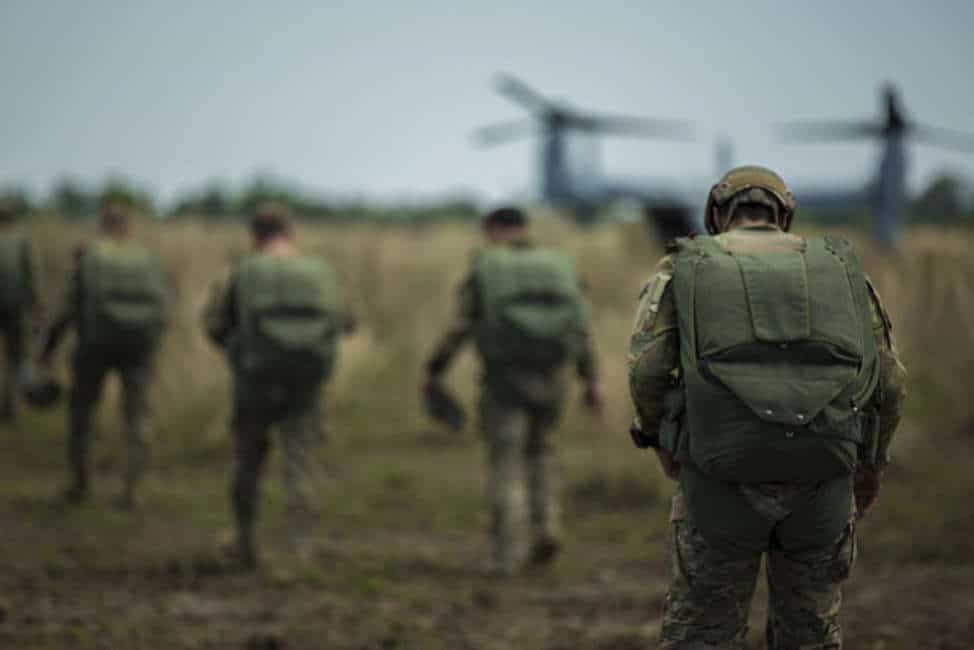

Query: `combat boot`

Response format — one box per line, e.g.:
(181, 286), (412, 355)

(228, 526), (258, 570)
(60, 466), (89, 505)
(59, 482), (89, 506)
(528, 535), (561, 567)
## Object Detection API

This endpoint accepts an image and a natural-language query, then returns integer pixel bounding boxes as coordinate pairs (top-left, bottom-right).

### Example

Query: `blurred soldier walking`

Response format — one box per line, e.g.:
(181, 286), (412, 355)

(0, 200), (39, 423)
(41, 202), (167, 508)
(423, 207), (603, 576)
(627, 166), (907, 649)
(203, 203), (354, 568)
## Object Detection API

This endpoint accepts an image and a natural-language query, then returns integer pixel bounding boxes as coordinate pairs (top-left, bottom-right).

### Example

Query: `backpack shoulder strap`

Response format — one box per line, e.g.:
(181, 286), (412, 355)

(675, 235), (725, 257)
(670, 241), (707, 364)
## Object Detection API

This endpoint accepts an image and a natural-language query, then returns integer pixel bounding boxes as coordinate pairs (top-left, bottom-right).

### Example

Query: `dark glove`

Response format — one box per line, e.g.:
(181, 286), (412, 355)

(422, 376), (466, 434)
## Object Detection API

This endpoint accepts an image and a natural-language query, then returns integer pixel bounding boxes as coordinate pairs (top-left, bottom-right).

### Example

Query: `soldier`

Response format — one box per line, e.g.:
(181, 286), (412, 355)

(203, 203), (354, 568)
(40, 202), (167, 508)
(627, 166), (907, 649)
(0, 200), (38, 423)
(423, 206), (603, 576)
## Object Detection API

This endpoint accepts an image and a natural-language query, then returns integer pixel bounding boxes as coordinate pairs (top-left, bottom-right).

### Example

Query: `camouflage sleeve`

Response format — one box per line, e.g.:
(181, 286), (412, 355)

(202, 271), (237, 349)
(865, 278), (907, 468)
(425, 271), (477, 377)
(628, 255), (680, 436)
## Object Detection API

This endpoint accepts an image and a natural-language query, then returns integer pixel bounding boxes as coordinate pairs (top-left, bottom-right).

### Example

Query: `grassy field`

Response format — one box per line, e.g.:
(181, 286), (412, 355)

(1, 218), (973, 649)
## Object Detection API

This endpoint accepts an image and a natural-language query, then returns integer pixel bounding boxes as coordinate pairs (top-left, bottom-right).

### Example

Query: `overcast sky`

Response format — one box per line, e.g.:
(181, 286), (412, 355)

(2, 1), (973, 205)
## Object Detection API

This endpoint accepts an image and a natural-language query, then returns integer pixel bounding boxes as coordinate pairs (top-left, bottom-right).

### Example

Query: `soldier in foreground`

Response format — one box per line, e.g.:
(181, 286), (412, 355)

(41, 203), (167, 508)
(628, 167), (907, 649)
(0, 200), (39, 423)
(423, 206), (603, 576)
(203, 203), (353, 568)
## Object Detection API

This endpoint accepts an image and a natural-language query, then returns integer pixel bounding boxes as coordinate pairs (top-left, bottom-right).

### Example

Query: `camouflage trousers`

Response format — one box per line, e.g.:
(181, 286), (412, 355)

(68, 349), (154, 500)
(660, 489), (857, 650)
(230, 385), (325, 557)
(480, 389), (562, 574)
(0, 315), (25, 421)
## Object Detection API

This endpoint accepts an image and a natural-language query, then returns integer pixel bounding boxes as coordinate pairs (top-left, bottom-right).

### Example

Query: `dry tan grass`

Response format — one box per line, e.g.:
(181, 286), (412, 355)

(25, 217), (974, 441)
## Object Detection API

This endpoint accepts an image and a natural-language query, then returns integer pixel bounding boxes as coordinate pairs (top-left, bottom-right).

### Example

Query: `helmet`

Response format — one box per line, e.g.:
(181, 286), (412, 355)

(483, 206), (528, 229)
(22, 379), (63, 409)
(704, 165), (797, 234)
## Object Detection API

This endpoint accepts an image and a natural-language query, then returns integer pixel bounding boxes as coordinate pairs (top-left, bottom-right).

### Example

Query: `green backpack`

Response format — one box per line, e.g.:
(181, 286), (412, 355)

(671, 235), (879, 483)
(0, 234), (27, 315)
(80, 241), (167, 349)
(235, 254), (342, 383)
(474, 247), (588, 369)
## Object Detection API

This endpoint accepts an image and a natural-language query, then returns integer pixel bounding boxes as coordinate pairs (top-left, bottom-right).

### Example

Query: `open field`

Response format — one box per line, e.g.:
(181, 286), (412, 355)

(2, 218), (973, 649)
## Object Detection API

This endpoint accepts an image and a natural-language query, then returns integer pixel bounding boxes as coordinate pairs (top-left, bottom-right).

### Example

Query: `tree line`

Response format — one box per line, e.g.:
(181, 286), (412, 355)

(1, 172), (973, 226)
(0, 175), (480, 225)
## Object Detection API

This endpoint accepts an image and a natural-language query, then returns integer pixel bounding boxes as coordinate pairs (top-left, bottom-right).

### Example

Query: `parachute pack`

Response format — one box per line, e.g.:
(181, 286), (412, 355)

(474, 247), (588, 370)
(234, 254), (342, 383)
(80, 241), (166, 350)
(671, 234), (879, 483)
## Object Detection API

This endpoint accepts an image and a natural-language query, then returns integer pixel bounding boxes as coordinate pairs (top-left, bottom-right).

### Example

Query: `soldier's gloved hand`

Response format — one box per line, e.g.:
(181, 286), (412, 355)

(654, 447), (681, 481)
(854, 467), (884, 517)
(583, 380), (605, 416)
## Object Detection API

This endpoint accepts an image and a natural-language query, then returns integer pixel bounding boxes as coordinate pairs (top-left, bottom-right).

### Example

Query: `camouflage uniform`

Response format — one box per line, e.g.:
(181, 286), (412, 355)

(203, 265), (353, 560)
(42, 243), (160, 504)
(0, 233), (37, 422)
(426, 239), (598, 574)
(628, 226), (907, 649)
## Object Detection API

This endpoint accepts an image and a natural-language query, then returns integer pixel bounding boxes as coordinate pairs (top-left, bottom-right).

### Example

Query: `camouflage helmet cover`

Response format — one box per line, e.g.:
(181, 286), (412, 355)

(704, 165), (797, 234)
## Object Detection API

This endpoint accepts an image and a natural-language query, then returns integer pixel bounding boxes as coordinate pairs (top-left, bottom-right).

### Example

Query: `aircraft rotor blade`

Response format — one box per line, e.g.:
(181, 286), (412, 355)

(776, 120), (885, 143)
(580, 114), (694, 140)
(494, 74), (555, 113)
(472, 119), (538, 147)
(912, 123), (974, 153)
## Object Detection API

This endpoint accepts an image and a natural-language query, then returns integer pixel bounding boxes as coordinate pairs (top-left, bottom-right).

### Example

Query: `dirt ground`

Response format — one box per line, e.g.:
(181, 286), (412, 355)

(2, 411), (972, 650)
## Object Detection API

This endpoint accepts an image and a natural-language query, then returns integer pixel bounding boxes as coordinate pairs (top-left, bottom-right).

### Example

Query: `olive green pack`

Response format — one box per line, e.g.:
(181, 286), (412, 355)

(474, 247), (588, 369)
(80, 241), (166, 350)
(671, 235), (879, 483)
(234, 254), (342, 383)
(0, 234), (28, 315)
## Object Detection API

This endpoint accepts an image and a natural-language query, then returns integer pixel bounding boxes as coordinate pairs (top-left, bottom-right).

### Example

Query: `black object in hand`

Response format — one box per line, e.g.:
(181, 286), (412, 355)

(424, 382), (467, 433)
